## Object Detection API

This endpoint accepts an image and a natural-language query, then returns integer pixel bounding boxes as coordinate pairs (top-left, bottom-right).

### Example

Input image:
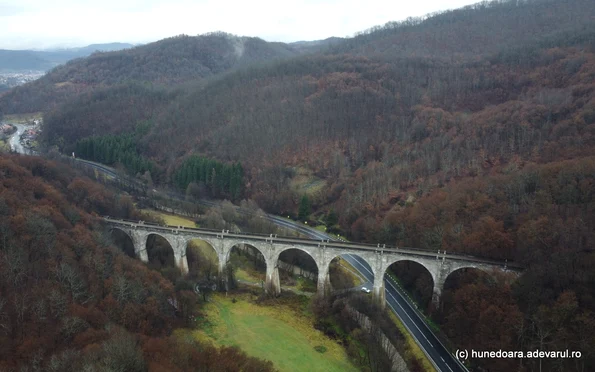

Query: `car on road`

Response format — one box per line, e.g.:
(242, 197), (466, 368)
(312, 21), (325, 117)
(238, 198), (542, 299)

(361, 287), (371, 293)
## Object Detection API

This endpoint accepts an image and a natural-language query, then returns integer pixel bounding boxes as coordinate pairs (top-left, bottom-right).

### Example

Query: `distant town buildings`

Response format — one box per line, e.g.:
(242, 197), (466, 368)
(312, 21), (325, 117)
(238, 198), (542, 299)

(0, 71), (44, 89)
(0, 124), (15, 137)
(0, 124), (13, 133)
(20, 127), (40, 148)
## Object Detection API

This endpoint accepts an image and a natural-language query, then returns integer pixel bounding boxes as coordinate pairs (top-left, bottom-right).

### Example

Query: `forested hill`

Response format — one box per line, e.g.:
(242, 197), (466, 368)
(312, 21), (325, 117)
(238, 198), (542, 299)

(4, 0), (595, 369)
(0, 33), (298, 114)
(40, 0), (595, 256)
(0, 154), (275, 371)
(0, 50), (55, 71)
(331, 0), (595, 60)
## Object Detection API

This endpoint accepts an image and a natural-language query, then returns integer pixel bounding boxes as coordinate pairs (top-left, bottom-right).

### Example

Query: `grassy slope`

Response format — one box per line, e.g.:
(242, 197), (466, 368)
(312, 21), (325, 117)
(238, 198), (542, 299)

(336, 258), (365, 287)
(188, 294), (357, 372)
(290, 167), (326, 200)
(314, 224), (346, 241)
(140, 209), (197, 227)
(145, 209), (427, 369)
(235, 267), (265, 283)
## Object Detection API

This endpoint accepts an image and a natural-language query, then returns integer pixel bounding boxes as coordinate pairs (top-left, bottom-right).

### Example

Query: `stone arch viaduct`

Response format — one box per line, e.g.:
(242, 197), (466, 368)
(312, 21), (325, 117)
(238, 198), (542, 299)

(105, 218), (521, 305)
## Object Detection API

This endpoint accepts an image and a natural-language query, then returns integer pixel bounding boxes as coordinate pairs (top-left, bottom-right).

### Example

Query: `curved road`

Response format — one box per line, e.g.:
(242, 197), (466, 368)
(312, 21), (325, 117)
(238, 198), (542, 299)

(76, 157), (466, 371)
(8, 124), (27, 154)
(249, 211), (467, 371)
(221, 210), (466, 371)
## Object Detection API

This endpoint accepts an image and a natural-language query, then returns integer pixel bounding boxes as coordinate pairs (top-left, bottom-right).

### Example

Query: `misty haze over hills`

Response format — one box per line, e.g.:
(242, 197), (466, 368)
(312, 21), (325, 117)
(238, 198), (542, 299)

(0, 42), (135, 72)
(0, 36), (348, 74)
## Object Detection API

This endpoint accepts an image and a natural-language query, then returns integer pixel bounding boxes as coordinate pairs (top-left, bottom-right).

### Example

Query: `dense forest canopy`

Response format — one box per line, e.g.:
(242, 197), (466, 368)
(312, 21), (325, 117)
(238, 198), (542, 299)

(74, 134), (156, 177)
(39, 0), (595, 246)
(173, 155), (244, 201)
(334, 0), (594, 59)
(0, 154), (275, 371)
(1, 0), (595, 370)
(0, 33), (300, 114)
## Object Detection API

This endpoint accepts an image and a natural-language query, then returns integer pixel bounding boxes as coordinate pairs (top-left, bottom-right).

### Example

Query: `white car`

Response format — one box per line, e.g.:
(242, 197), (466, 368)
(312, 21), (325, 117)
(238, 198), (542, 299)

(361, 287), (371, 294)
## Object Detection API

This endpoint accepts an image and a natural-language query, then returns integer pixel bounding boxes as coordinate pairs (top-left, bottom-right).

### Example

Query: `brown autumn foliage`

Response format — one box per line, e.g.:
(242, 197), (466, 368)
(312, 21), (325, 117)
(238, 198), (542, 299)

(0, 154), (275, 371)
(0, 33), (299, 114)
(382, 157), (595, 370)
(1, 1), (594, 370)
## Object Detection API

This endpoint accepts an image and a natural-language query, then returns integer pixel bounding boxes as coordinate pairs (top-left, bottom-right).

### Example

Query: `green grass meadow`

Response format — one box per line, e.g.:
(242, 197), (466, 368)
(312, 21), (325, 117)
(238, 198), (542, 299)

(185, 294), (357, 372)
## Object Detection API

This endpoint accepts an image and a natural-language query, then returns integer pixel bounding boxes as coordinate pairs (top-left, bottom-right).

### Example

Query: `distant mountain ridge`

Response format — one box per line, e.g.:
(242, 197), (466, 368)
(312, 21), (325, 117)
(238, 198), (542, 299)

(0, 33), (300, 113)
(329, 0), (594, 60)
(44, 42), (135, 53)
(288, 37), (345, 53)
(0, 42), (135, 72)
(0, 49), (54, 71)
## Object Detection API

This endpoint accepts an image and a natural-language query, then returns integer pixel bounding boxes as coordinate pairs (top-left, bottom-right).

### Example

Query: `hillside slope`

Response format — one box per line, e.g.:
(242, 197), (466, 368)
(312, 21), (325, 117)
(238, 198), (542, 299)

(0, 33), (298, 113)
(41, 0), (595, 234)
(0, 154), (275, 371)
(5, 1), (595, 369)
(332, 0), (595, 60)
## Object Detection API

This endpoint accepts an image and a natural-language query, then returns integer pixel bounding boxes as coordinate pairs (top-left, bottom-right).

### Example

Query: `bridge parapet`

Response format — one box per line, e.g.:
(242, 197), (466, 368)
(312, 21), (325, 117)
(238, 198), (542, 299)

(103, 218), (520, 302)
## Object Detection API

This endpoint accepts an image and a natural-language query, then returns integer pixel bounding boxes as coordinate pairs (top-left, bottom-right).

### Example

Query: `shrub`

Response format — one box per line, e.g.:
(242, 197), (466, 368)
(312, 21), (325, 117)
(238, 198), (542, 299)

(314, 345), (327, 353)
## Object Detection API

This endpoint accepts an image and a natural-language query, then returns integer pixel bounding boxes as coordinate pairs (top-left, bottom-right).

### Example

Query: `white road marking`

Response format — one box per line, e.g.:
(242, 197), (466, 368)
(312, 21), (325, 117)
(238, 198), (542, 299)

(385, 300), (442, 371)
(344, 252), (464, 371)
(386, 290), (431, 343)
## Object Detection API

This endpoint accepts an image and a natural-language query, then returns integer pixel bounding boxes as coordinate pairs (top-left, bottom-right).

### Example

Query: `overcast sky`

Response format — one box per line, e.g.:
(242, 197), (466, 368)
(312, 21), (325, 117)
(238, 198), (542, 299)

(0, 0), (480, 50)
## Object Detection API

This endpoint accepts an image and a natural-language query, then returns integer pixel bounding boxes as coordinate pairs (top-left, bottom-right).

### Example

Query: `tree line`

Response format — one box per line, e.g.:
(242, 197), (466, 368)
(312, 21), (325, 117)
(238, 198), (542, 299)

(75, 134), (156, 177)
(174, 155), (243, 200)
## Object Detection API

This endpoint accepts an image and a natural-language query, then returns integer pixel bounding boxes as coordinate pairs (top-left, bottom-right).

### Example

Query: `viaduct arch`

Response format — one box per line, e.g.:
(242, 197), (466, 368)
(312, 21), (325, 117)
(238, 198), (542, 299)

(106, 218), (520, 305)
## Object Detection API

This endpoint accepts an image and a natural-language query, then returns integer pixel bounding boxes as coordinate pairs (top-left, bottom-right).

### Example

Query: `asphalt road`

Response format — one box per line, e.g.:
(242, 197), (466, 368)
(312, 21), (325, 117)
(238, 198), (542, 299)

(76, 157), (466, 371)
(259, 217), (466, 372)
(8, 123), (26, 154)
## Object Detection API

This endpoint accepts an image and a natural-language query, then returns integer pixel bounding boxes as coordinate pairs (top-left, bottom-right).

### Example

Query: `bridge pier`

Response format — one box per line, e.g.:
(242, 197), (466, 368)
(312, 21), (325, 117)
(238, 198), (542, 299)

(218, 259), (228, 292)
(317, 269), (331, 296)
(266, 263), (280, 296)
(431, 286), (442, 309)
(129, 230), (149, 263)
(373, 275), (386, 307)
(431, 264), (448, 311)
(174, 251), (189, 274)
(104, 219), (517, 311)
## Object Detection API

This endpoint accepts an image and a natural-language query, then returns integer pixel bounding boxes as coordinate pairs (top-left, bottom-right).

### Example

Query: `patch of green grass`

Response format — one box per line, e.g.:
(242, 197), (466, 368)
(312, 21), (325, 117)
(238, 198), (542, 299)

(194, 314), (217, 339)
(296, 276), (317, 292)
(140, 209), (197, 228)
(424, 316), (441, 333)
(191, 294), (357, 372)
(187, 239), (219, 266)
(314, 225), (327, 232)
(336, 259), (364, 287)
(0, 139), (9, 152)
(314, 345), (327, 353)
(311, 222), (346, 242)
(235, 268), (265, 283)
(290, 167), (327, 199)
